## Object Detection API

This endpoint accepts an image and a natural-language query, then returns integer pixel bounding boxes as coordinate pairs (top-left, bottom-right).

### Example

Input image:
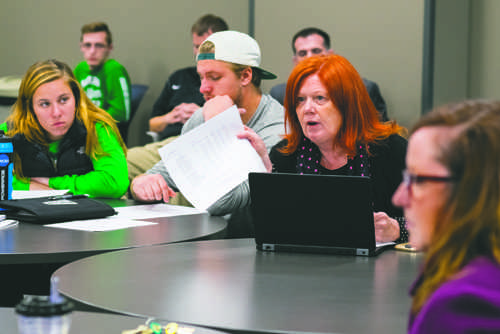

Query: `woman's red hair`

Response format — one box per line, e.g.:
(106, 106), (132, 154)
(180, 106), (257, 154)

(281, 54), (404, 156)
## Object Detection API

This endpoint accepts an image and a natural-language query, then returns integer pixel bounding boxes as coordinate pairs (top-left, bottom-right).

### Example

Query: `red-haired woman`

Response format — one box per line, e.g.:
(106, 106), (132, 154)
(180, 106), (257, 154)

(240, 54), (408, 242)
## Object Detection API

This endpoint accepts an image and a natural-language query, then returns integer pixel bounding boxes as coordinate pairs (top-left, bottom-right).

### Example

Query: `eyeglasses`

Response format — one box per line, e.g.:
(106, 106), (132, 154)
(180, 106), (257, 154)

(401, 169), (456, 196)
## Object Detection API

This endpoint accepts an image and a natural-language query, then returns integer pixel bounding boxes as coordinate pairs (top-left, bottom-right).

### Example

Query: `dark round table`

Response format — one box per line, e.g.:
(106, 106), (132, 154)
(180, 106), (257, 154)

(56, 238), (422, 334)
(1, 200), (227, 306)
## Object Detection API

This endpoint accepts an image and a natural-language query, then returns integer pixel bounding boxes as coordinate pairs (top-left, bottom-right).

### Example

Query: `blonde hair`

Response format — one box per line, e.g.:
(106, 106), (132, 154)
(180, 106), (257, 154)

(410, 99), (500, 314)
(7, 59), (126, 178)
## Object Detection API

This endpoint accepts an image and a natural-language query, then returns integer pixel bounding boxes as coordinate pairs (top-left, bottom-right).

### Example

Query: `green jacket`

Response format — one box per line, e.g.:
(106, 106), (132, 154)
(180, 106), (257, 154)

(74, 59), (131, 122)
(0, 122), (129, 198)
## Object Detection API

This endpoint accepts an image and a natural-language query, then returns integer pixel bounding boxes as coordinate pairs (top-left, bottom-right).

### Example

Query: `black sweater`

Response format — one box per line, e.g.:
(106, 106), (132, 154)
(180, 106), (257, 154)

(269, 134), (407, 218)
(12, 121), (93, 177)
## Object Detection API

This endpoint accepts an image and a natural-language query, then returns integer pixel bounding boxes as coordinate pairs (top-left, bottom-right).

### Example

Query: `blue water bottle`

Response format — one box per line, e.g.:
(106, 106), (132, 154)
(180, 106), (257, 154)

(0, 130), (13, 201)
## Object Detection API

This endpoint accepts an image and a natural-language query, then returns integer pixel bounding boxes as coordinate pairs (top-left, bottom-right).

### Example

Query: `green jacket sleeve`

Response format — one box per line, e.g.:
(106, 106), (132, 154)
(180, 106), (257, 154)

(103, 64), (131, 122)
(48, 123), (129, 198)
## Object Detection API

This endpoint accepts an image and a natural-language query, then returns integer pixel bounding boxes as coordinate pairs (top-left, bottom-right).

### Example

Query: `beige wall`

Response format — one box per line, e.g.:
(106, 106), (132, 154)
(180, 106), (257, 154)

(433, 0), (470, 109)
(255, 0), (425, 129)
(0, 0), (248, 147)
(469, 0), (500, 100)
(2, 0), (499, 146)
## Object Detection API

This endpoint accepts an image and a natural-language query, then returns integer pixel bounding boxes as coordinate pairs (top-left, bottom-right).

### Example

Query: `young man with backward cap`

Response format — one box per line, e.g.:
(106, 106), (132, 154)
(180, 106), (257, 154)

(127, 14), (229, 180)
(130, 31), (284, 237)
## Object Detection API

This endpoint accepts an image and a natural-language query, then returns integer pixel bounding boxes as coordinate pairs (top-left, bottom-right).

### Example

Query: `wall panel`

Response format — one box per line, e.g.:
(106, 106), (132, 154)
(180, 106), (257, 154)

(255, 0), (424, 128)
(0, 0), (248, 146)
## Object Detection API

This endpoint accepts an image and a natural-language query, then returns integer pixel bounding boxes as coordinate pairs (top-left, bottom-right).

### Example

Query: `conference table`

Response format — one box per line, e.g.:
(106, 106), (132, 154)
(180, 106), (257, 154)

(0, 199), (227, 306)
(55, 238), (423, 334)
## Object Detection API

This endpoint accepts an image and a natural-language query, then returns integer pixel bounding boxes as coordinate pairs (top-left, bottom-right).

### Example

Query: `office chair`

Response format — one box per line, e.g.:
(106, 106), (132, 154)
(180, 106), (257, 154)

(119, 84), (148, 143)
(146, 130), (160, 142)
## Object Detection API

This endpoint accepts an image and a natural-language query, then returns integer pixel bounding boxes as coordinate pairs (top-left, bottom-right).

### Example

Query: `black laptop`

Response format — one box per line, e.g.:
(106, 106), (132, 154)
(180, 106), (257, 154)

(249, 172), (394, 256)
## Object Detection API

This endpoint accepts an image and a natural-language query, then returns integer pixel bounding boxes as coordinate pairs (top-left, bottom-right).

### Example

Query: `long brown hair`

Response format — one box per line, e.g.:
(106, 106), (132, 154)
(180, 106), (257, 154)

(410, 99), (500, 314)
(281, 54), (404, 156)
(7, 59), (126, 178)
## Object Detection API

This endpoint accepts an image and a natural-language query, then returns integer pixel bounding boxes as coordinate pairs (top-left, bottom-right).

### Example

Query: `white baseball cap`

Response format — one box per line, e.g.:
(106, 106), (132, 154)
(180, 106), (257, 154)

(196, 30), (277, 80)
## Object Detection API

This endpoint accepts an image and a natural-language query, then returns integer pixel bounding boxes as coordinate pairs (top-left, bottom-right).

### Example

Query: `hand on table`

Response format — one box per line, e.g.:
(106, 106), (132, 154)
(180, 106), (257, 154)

(374, 211), (400, 243)
(130, 174), (177, 203)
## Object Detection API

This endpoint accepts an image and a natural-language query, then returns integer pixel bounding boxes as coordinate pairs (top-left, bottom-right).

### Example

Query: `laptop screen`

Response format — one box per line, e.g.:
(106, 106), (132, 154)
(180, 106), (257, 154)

(249, 172), (376, 251)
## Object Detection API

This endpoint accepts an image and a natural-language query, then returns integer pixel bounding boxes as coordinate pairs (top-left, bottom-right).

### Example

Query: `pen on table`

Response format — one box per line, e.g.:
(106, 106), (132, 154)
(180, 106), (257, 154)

(0, 219), (18, 229)
(48, 194), (88, 200)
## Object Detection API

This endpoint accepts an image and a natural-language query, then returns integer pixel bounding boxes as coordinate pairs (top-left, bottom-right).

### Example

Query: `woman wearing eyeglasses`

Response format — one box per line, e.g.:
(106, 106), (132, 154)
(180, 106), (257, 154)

(239, 54), (408, 243)
(392, 100), (500, 333)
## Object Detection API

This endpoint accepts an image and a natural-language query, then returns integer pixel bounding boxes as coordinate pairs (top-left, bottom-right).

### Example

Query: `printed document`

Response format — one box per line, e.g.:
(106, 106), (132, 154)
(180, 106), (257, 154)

(45, 204), (206, 232)
(159, 105), (266, 210)
(13, 190), (69, 199)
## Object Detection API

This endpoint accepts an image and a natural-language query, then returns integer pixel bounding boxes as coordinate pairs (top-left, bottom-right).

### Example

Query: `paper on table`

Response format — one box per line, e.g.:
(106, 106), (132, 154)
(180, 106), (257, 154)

(13, 190), (69, 199)
(44, 204), (206, 232)
(0, 218), (18, 229)
(45, 219), (157, 232)
(113, 204), (207, 220)
(159, 105), (266, 210)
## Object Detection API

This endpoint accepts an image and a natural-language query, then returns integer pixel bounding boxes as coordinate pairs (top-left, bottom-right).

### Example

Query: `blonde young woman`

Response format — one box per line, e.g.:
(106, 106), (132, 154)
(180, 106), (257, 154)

(392, 100), (500, 333)
(0, 59), (128, 198)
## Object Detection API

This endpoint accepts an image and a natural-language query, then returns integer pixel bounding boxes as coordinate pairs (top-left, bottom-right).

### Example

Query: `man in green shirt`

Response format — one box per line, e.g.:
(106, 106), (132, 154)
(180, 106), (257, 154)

(74, 22), (131, 136)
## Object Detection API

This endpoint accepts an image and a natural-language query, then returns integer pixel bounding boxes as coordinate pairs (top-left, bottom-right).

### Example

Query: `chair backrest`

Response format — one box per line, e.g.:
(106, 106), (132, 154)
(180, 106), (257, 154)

(130, 84), (149, 117)
(119, 84), (148, 143)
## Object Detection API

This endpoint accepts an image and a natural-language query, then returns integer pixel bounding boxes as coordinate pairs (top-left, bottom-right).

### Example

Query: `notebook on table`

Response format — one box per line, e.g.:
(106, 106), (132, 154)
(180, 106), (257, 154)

(248, 172), (395, 257)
